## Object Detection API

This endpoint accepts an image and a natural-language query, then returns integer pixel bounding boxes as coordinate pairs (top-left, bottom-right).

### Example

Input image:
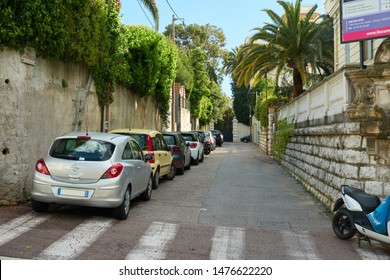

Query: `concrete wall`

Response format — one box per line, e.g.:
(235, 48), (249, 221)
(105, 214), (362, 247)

(0, 47), (162, 204)
(232, 118), (250, 142)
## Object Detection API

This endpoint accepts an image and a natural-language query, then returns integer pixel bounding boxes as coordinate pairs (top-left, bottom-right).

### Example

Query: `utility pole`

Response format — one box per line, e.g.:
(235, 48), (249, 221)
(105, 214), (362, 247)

(170, 14), (184, 131)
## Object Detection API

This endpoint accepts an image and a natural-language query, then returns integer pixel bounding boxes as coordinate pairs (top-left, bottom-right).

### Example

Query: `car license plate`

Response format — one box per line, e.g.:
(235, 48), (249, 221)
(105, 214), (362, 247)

(57, 188), (89, 198)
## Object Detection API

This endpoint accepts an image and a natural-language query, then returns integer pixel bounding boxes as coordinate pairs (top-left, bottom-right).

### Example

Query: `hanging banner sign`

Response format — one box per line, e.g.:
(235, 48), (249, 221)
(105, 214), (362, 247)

(340, 0), (390, 43)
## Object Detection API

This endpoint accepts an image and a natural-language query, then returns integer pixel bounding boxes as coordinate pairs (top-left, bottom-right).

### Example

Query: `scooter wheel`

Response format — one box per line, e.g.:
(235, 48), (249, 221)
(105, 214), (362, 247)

(332, 208), (356, 240)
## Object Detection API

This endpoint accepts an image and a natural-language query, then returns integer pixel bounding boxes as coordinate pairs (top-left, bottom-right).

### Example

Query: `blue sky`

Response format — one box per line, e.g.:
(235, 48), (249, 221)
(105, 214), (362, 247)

(120, 0), (326, 96)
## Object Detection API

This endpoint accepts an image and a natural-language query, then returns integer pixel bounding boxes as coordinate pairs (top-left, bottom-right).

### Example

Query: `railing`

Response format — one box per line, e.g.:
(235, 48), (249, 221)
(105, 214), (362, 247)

(277, 66), (359, 124)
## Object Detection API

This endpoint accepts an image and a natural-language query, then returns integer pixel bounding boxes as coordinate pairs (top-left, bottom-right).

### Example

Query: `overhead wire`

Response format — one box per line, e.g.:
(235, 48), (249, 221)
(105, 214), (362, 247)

(136, 0), (155, 29)
(165, 0), (185, 25)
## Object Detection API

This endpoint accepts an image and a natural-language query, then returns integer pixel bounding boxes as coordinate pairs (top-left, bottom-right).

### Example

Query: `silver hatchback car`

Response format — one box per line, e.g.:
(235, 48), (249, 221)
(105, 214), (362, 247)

(31, 132), (153, 220)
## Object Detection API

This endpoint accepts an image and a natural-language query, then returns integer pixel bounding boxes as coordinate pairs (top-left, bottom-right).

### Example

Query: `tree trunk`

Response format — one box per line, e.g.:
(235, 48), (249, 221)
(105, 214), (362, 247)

(292, 68), (304, 98)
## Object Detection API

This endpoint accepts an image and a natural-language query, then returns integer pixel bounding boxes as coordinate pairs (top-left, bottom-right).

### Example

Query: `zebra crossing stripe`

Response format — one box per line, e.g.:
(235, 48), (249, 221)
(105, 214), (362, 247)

(281, 230), (319, 259)
(37, 216), (113, 260)
(126, 222), (178, 260)
(355, 246), (390, 260)
(0, 212), (53, 247)
(210, 226), (245, 260)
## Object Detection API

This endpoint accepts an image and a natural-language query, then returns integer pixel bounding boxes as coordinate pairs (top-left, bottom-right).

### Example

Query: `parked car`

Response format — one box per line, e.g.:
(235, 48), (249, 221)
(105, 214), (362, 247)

(162, 131), (191, 175)
(240, 135), (251, 143)
(109, 128), (175, 189)
(31, 132), (153, 220)
(205, 131), (217, 151)
(211, 129), (224, 147)
(181, 131), (204, 165)
(192, 130), (211, 155)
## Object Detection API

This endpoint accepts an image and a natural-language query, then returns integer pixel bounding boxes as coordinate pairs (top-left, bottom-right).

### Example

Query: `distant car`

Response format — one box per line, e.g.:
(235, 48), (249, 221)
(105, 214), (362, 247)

(240, 135), (251, 143)
(205, 131), (216, 151)
(211, 129), (224, 147)
(31, 132), (153, 220)
(192, 130), (212, 155)
(181, 131), (204, 165)
(162, 131), (191, 175)
(109, 128), (175, 189)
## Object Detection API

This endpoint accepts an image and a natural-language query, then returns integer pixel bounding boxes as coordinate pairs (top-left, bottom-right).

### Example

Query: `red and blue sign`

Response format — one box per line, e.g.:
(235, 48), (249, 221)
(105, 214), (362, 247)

(340, 0), (390, 43)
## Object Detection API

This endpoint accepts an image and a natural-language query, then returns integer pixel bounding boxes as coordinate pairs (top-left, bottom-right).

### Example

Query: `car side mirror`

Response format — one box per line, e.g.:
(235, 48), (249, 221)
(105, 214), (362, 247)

(144, 154), (153, 162)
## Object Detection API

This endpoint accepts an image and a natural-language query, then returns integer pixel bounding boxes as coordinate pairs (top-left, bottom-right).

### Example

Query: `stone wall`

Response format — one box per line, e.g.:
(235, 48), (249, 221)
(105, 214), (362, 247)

(274, 39), (390, 210)
(282, 122), (375, 209)
(0, 48), (162, 204)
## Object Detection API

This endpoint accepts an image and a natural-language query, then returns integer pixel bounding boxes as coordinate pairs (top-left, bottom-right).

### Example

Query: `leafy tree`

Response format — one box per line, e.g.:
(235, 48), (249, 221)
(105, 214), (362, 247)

(107, 0), (159, 30)
(164, 23), (230, 125)
(232, 0), (334, 99)
(164, 23), (227, 82)
(231, 80), (256, 125)
(175, 49), (194, 93)
(188, 48), (211, 122)
(210, 81), (231, 123)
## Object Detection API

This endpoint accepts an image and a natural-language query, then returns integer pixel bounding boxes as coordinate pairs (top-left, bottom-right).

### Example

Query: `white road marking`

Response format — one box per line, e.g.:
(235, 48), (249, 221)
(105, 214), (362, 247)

(210, 226), (245, 260)
(126, 222), (178, 260)
(281, 230), (319, 259)
(37, 216), (113, 260)
(0, 212), (52, 246)
(355, 245), (390, 260)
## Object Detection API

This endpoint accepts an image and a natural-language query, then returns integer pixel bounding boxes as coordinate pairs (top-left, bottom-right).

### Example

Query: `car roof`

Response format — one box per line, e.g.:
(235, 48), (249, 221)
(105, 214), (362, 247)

(110, 128), (161, 137)
(162, 131), (180, 135)
(56, 132), (129, 144)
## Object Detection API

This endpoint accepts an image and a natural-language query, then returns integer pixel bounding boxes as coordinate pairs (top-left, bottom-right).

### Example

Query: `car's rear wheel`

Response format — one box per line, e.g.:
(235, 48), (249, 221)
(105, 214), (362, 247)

(192, 153), (199, 165)
(152, 169), (159, 189)
(113, 187), (130, 220)
(31, 198), (50, 212)
(176, 164), (185, 175)
(141, 175), (153, 201)
(164, 164), (176, 180)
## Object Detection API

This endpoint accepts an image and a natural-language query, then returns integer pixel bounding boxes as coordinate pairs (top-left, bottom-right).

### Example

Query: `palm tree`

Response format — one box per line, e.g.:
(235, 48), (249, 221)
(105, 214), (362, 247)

(233, 0), (333, 98)
(107, 0), (159, 31)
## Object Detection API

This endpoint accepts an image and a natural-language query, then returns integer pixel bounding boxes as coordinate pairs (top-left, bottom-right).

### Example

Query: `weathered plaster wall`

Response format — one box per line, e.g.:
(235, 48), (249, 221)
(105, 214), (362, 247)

(232, 118), (250, 142)
(0, 48), (161, 204)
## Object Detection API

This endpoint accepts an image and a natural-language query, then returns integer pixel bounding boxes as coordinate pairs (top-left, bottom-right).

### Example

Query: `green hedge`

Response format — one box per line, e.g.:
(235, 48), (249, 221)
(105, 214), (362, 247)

(0, 0), (178, 125)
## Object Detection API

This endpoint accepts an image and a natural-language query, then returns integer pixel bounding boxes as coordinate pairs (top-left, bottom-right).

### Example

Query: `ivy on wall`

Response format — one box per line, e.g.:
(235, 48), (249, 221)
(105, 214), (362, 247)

(272, 119), (295, 162)
(0, 0), (178, 125)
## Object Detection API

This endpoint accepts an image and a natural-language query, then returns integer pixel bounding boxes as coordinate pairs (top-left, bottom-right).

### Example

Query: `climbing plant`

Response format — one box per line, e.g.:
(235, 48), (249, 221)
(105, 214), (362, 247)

(0, 0), (178, 124)
(272, 119), (295, 162)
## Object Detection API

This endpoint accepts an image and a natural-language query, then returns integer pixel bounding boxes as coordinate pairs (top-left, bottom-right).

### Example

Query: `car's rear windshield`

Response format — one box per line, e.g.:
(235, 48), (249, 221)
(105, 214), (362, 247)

(50, 138), (115, 161)
(163, 135), (176, 145)
(182, 134), (195, 141)
(125, 133), (148, 151)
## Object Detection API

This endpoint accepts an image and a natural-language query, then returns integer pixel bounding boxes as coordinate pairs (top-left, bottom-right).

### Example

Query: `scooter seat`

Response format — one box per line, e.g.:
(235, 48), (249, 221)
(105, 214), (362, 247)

(342, 185), (381, 213)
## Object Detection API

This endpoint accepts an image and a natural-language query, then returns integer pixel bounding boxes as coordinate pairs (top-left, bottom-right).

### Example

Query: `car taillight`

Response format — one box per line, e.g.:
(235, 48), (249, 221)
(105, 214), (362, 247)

(172, 146), (181, 152)
(101, 163), (123, 179)
(35, 158), (50, 175)
(148, 151), (155, 163)
(147, 135), (153, 151)
(190, 143), (197, 148)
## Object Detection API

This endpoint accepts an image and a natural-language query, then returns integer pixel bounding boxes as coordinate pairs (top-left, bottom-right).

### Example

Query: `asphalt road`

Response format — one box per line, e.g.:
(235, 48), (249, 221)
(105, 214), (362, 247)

(0, 142), (390, 260)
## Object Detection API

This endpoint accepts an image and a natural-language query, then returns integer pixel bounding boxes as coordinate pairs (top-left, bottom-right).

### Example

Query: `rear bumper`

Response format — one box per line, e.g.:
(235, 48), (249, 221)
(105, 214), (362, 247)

(31, 174), (125, 208)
